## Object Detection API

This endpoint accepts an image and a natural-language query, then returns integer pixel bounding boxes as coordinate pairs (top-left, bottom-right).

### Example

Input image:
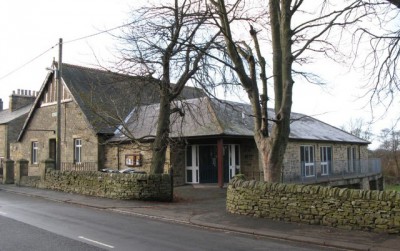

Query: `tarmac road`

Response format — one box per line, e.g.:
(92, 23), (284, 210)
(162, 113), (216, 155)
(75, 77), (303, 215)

(0, 190), (340, 251)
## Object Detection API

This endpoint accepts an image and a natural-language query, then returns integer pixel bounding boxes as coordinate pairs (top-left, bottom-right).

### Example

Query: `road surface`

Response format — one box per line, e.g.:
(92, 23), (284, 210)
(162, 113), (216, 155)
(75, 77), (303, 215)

(0, 190), (339, 251)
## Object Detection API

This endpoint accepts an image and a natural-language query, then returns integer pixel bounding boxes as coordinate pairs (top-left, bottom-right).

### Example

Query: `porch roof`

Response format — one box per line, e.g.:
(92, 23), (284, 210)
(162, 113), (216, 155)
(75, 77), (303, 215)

(109, 97), (369, 145)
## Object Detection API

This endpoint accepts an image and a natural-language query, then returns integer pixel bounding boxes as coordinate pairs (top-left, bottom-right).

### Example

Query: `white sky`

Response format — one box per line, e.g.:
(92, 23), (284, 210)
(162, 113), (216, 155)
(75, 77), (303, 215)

(0, 0), (398, 149)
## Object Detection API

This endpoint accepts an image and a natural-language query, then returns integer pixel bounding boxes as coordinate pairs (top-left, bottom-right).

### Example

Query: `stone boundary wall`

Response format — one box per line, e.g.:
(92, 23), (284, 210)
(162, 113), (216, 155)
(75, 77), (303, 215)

(20, 169), (172, 202)
(227, 175), (400, 234)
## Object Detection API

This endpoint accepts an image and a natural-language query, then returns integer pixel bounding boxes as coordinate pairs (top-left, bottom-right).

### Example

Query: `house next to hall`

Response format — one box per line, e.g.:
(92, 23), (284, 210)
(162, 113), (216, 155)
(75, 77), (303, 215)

(11, 63), (203, 175)
(10, 63), (382, 190)
(0, 90), (36, 174)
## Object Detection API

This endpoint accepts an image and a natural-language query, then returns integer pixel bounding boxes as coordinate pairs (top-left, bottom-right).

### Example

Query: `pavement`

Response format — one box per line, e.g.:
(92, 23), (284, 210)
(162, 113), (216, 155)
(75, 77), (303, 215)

(0, 183), (399, 251)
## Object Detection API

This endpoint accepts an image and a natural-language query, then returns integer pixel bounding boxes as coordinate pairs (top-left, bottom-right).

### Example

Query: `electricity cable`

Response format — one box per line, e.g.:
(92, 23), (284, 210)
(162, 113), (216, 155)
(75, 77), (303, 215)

(0, 21), (134, 81)
(0, 43), (58, 81)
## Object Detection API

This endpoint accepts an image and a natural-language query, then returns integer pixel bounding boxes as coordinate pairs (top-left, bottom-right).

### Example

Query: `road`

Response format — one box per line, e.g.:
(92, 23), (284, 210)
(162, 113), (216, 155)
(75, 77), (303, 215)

(0, 191), (339, 251)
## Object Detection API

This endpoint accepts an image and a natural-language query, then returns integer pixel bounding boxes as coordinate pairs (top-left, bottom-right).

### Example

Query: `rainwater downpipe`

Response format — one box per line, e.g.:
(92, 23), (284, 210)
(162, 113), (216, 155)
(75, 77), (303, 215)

(117, 144), (120, 170)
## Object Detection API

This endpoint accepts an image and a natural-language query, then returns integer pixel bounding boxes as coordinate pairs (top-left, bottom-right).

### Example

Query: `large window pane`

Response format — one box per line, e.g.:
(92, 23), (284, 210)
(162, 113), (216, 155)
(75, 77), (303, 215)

(74, 139), (82, 163)
(186, 146), (192, 167)
(31, 142), (38, 164)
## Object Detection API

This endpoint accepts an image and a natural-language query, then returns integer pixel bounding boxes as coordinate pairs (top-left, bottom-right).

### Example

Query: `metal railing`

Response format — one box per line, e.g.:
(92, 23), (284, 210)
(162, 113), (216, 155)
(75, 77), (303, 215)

(282, 158), (381, 184)
(60, 162), (97, 172)
(240, 158), (381, 184)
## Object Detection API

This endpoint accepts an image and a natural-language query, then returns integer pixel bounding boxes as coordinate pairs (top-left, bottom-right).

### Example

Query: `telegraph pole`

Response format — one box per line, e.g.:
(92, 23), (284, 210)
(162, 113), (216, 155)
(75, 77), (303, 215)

(56, 38), (63, 170)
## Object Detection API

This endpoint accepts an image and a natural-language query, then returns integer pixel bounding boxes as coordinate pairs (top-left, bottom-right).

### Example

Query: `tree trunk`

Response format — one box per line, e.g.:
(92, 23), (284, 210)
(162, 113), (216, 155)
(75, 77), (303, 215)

(261, 0), (293, 183)
(150, 89), (171, 174)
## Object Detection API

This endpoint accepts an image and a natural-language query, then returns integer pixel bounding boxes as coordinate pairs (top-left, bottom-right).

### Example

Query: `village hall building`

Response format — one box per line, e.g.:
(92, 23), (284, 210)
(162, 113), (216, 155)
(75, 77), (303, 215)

(10, 63), (382, 189)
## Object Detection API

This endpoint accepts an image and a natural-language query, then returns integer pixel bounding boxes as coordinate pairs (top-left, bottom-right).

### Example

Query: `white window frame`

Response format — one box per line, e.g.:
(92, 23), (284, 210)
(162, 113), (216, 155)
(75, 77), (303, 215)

(301, 145), (315, 177)
(32, 142), (39, 164)
(228, 144), (240, 181)
(347, 146), (358, 172)
(320, 146), (332, 176)
(74, 139), (82, 164)
(185, 145), (199, 184)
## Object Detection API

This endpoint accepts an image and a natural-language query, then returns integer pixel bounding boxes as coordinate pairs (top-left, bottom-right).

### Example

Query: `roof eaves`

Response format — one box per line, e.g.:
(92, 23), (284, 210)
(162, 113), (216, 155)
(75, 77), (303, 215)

(17, 71), (53, 141)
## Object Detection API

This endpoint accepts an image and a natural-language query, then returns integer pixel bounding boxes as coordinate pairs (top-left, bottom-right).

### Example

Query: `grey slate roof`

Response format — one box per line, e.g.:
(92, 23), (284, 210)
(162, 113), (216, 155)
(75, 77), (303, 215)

(61, 64), (204, 134)
(18, 63), (205, 139)
(110, 97), (369, 144)
(0, 105), (32, 124)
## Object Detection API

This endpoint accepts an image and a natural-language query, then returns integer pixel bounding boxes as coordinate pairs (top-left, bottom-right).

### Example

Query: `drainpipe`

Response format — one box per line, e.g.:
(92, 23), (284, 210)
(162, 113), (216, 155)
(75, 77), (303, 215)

(117, 144), (120, 170)
(217, 138), (224, 188)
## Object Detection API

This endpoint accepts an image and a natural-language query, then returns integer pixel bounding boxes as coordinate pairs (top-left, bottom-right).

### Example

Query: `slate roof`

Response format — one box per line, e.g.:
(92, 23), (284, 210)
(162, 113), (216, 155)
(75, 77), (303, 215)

(18, 63), (205, 139)
(110, 97), (369, 144)
(62, 64), (204, 134)
(0, 105), (32, 124)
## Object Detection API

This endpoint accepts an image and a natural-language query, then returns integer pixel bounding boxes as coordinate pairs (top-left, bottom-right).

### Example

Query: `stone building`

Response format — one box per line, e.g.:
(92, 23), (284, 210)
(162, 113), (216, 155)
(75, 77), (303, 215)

(0, 90), (36, 174)
(11, 63), (203, 175)
(10, 62), (381, 189)
(106, 97), (381, 189)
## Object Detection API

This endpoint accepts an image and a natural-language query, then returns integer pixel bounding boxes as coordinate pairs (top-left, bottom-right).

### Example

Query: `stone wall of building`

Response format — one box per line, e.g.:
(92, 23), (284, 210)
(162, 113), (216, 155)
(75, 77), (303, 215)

(239, 139), (261, 181)
(11, 101), (100, 170)
(20, 169), (172, 201)
(284, 141), (369, 176)
(170, 143), (186, 186)
(0, 124), (6, 159)
(227, 176), (400, 234)
(104, 142), (153, 172)
(104, 142), (172, 174)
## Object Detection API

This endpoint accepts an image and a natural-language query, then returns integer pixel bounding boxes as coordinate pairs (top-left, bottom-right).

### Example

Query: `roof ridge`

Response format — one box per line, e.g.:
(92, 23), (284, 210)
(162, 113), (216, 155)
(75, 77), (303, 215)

(62, 63), (129, 77)
(61, 62), (158, 82)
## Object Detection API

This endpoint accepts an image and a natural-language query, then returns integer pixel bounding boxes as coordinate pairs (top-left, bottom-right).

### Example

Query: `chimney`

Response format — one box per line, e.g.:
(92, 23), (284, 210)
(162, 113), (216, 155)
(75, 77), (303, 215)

(0, 98), (3, 111)
(9, 89), (37, 112)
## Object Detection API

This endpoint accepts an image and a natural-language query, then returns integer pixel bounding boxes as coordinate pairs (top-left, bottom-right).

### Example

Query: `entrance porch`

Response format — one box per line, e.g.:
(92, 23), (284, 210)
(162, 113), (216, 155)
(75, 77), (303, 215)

(185, 141), (240, 187)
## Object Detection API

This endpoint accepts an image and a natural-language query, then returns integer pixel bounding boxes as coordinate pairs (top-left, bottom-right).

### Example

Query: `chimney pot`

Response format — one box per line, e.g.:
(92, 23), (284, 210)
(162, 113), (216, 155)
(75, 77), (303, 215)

(9, 89), (36, 111)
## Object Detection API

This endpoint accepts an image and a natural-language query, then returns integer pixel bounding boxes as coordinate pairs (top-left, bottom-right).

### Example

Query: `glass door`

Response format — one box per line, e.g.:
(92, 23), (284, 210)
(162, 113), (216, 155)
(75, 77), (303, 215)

(185, 145), (199, 184)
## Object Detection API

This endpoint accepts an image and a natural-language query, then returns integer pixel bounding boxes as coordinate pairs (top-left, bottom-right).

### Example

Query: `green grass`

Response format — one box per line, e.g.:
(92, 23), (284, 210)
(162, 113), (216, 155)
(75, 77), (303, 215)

(385, 184), (400, 191)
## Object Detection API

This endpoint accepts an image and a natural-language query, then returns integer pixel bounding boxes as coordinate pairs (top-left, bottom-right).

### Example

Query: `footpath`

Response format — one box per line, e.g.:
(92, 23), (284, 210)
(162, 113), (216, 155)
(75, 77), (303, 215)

(0, 184), (399, 250)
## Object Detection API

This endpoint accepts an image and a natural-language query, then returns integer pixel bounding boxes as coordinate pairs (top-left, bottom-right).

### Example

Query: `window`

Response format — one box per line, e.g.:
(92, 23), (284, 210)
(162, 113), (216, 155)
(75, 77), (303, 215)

(300, 145), (315, 177)
(347, 146), (357, 172)
(320, 146), (332, 176)
(31, 142), (39, 164)
(234, 145), (240, 166)
(74, 139), (82, 164)
(186, 146), (192, 167)
(125, 154), (142, 167)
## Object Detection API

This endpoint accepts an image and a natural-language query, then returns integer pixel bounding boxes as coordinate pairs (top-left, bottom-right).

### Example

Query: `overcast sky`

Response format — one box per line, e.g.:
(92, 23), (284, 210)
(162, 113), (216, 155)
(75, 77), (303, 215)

(0, 0), (398, 149)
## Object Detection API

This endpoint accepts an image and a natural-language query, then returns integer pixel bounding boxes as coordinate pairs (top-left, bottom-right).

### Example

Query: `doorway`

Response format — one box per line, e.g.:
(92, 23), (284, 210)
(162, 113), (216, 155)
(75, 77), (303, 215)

(49, 139), (56, 161)
(186, 144), (240, 184)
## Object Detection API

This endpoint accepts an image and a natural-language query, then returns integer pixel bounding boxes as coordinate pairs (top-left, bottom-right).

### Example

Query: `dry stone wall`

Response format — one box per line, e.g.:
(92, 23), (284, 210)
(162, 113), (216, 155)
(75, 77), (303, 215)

(227, 175), (400, 234)
(21, 169), (172, 201)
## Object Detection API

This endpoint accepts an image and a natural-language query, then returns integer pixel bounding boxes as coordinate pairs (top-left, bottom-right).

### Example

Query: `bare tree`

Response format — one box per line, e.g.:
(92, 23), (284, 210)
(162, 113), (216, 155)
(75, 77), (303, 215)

(341, 117), (372, 140)
(377, 128), (400, 177)
(207, 0), (369, 182)
(116, 0), (219, 174)
(353, 1), (400, 109)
